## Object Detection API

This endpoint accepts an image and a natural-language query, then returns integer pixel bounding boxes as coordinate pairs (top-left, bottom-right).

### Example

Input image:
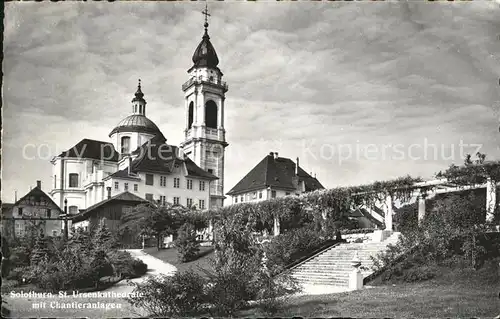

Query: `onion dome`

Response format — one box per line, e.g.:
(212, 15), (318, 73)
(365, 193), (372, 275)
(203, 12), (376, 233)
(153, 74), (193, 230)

(191, 6), (219, 69)
(132, 80), (146, 105)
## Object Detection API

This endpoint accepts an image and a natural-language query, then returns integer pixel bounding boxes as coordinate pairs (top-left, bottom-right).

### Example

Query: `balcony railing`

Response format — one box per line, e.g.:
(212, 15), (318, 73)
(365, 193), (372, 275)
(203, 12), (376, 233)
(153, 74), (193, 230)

(182, 76), (228, 91)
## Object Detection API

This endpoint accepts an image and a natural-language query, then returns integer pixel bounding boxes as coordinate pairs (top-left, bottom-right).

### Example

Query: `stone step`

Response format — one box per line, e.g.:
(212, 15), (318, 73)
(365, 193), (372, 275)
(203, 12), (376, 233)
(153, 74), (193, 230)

(294, 266), (374, 272)
(292, 272), (350, 278)
(292, 272), (372, 280)
(293, 277), (349, 286)
(292, 274), (350, 282)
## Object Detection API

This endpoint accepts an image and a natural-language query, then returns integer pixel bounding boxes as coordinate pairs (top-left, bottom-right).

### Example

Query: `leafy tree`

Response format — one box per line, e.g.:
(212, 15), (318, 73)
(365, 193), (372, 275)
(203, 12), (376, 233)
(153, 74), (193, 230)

(120, 203), (188, 250)
(174, 223), (200, 262)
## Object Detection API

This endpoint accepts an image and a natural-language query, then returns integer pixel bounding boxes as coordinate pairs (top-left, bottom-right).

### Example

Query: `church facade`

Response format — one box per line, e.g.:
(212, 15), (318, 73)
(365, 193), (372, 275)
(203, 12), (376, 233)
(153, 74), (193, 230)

(48, 19), (227, 216)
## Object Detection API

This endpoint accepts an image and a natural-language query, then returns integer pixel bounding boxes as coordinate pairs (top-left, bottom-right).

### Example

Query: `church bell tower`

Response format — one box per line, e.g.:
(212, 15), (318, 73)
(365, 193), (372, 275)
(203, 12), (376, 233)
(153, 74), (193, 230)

(180, 4), (228, 209)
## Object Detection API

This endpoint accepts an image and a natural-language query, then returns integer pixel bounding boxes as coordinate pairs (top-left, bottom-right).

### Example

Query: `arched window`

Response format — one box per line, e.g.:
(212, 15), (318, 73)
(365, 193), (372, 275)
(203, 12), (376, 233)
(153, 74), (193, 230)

(69, 173), (79, 188)
(188, 102), (194, 129)
(121, 136), (131, 154)
(209, 76), (214, 82)
(205, 100), (218, 129)
(69, 205), (78, 215)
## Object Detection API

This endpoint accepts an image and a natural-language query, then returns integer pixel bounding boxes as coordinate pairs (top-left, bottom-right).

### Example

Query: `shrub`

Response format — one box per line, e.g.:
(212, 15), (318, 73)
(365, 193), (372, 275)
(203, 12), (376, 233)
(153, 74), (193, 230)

(175, 223), (200, 263)
(127, 271), (207, 317)
(341, 228), (375, 235)
(131, 259), (148, 277)
(204, 247), (263, 316)
(90, 250), (114, 280)
(9, 247), (30, 268)
(6, 267), (28, 282)
(27, 247), (98, 291)
(256, 273), (301, 315)
(265, 227), (323, 271)
(372, 192), (496, 284)
(108, 250), (148, 279)
(402, 265), (437, 282)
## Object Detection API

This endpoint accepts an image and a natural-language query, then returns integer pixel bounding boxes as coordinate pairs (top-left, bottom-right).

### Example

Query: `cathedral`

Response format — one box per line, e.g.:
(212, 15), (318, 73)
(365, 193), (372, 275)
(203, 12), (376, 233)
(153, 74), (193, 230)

(48, 15), (228, 217)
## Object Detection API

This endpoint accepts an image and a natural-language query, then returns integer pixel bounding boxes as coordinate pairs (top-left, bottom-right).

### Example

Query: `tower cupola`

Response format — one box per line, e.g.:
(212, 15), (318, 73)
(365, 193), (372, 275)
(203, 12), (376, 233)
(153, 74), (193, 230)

(190, 4), (220, 70)
(132, 79), (147, 115)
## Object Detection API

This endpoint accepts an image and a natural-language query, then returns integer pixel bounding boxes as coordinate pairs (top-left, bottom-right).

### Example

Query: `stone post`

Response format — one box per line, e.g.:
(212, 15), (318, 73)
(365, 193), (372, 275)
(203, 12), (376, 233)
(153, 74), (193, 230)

(486, 177), (496, 223)
(142, 235), (145, 250)
(384, 193), (393, 231)
(418, 191), (427, 225)
(273, 215), (280, 236)
(349, 251), (363, 290)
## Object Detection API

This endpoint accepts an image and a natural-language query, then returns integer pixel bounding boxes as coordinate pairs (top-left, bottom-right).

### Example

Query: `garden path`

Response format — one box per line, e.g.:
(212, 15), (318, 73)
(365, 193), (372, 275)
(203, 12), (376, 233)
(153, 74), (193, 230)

(101, 249), (178, 294)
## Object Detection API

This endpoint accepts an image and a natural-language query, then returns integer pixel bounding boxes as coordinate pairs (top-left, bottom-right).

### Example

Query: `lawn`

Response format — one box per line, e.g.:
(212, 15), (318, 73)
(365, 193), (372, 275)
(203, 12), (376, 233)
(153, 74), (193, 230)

(143, 245), (214, 277)
(239, 263), (500, 318)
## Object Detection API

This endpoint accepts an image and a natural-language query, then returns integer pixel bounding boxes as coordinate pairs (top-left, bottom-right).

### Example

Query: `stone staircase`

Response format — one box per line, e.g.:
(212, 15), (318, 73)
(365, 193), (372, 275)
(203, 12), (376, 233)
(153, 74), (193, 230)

(289, 232), (400, 287)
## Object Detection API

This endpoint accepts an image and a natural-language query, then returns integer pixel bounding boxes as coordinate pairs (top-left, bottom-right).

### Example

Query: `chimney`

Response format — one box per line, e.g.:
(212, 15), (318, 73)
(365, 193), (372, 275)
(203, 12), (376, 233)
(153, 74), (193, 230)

(274, 152), (279, 160)
(295, 157), (299, 175)
(14, 190), (17, 202)
(36, 180), (41, 189)
(269, 152), (274, 157)
(106, 187), (111, 199)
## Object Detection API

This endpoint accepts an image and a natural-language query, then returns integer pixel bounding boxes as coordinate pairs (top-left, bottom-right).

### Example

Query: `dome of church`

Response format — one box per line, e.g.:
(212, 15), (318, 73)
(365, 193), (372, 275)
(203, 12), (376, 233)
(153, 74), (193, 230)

(192, 23), (219, 69)
(109, 114), (163, 137)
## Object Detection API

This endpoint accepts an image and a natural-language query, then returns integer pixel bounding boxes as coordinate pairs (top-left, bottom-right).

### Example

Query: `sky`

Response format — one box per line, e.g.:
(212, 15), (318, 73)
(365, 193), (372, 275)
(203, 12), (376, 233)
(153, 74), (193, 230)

(2, 1), (500, 204)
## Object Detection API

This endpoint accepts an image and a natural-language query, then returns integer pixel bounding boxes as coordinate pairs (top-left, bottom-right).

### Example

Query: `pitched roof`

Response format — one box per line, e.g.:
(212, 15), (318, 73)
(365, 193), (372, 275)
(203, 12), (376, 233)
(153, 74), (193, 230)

(12, 186), (63, 213)
(108, 168), (142, 180)
(71, 191), (148, 222)
(125, 140), (217, 180)
(129, 140), (181, 174)
(227, 154), (325, 195)
(59, 139), (119, 162)
(184, 157), (218, 180)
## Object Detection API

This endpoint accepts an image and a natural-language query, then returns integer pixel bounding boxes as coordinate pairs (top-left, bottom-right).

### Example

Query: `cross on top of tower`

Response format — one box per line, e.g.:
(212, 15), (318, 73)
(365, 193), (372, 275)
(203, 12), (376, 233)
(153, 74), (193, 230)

(202, 2), (210, 30)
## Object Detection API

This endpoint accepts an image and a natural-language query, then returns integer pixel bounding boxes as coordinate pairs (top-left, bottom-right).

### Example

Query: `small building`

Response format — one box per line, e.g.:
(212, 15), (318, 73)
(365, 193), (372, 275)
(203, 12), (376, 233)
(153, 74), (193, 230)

(227, 152), (325, 204)
(71, 190), (148, 237)
(1, 181), (64, 238)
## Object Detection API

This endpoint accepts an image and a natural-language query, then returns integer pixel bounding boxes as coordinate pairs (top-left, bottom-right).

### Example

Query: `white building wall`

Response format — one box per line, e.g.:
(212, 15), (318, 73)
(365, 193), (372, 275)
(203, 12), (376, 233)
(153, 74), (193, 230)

(10, 201), (63, 237)
(110, 131), (156, 157)
(50, 157), (119, 211)
(230, 188), (301, 204)
(106, 171), (211, 210)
